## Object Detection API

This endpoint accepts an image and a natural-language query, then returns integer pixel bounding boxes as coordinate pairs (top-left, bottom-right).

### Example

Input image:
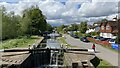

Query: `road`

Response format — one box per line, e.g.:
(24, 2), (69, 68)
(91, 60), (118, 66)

(64, 34), (118, 66)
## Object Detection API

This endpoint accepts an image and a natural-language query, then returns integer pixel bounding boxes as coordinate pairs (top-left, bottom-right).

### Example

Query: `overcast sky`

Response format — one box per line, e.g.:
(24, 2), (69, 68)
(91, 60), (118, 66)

(0, 0), (119, 26)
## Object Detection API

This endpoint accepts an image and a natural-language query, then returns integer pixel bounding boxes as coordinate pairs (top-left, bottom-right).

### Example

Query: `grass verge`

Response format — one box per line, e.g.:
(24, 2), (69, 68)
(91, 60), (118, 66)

(98, 58), (114, 68)
(57, 37), (77, 48)
(0, 36), (41, 49)
(89, 40), (118, 53)
(101, 45), (118, 53)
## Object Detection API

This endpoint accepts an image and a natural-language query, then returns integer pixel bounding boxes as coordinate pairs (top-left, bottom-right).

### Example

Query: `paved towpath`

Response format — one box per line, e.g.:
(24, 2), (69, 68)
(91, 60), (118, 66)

(64, 34), (118, 66)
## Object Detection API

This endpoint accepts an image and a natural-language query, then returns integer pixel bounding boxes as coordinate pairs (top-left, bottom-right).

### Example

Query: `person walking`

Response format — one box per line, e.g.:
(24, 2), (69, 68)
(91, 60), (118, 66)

(92, 44), (96, 52)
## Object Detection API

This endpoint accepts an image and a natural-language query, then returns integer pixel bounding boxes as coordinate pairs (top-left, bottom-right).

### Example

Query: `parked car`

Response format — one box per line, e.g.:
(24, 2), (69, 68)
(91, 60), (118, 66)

(99, 37), (111, 41)
(80, 37), (90, 42)
(93, 36), (103, 40)
(108, 39), (115, 44)
(72, 35), (79, 38)
(99, 38), (108, 41)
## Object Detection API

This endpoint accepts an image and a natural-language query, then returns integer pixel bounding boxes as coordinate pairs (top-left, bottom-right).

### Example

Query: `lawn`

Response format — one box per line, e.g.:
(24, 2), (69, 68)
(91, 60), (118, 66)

(0, 36), (41, 49)
(98, 58), (114, 68)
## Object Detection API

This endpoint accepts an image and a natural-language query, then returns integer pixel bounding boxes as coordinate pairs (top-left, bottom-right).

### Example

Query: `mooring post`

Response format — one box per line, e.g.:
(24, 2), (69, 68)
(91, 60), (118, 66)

(72, 62), (78, 68)
(46, 48), (51, 64)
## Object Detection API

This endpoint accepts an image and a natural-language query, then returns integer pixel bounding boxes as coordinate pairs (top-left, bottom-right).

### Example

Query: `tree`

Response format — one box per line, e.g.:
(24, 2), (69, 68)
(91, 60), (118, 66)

(116, 35), (120, 44)
(57, 24), (65, 32)
(69, 23), (78, 31)
(46, 23), (53, 32)
(101, 19), (108, 22)
(21, 6), (47, 35)
(79, 21), (87, 33)
(2, 8), (22, 40)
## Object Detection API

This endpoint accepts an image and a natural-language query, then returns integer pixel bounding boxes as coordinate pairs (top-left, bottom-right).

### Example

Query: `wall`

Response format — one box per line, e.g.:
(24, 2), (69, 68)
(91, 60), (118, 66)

(100, 33), (116, 39)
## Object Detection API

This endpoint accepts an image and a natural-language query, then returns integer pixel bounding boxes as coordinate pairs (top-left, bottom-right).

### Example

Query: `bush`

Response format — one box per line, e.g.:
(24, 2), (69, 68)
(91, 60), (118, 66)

(85, 33), (91, 37)
(74, 32), (79, 35)
(116, 35), (120, 44)
(90, 32), (99, 36)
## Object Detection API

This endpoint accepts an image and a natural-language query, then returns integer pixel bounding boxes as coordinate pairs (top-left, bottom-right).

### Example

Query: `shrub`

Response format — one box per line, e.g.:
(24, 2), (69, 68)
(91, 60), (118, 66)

(90, 32), (99, 36)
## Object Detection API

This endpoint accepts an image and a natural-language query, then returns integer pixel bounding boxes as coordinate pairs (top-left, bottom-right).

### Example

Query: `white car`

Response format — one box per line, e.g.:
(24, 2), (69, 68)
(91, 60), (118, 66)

(109, 39), (115, 44)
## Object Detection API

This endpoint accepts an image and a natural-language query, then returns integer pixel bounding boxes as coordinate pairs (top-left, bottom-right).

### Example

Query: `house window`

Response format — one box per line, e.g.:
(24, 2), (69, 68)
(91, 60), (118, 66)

(101, 26), (104, 30)
(106, 25), (110, 30)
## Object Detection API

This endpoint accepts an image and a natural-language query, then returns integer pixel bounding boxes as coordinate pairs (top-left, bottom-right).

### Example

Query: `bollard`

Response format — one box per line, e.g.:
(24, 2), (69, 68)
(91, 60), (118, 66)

(72, 62), (78, 68)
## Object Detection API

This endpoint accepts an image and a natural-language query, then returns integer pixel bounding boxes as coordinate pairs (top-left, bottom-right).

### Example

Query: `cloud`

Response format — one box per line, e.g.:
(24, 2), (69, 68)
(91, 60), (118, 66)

(0, 0), (119, 26)
(79, 2), (118, 17)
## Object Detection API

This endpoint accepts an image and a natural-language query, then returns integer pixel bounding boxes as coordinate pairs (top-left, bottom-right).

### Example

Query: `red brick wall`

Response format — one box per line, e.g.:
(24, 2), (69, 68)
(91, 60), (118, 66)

(87, 37), (111, 48)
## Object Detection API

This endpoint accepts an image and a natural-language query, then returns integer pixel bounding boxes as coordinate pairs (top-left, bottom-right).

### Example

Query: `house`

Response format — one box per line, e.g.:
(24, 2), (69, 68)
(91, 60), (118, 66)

(86, 24), (100, 34)
(99, 18), (118, 39)
(93, 22), (101, 32)
(86, 25), (95, 33)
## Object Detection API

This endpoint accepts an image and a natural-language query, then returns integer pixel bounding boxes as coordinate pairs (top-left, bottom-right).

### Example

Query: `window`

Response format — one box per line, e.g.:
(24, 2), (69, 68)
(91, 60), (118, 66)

(101, 26), (104, 30)
(106, 25), (110, 30)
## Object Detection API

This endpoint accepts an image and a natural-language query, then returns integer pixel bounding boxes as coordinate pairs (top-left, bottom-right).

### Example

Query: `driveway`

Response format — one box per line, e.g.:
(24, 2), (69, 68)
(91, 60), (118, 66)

(64, 34), (118, 66)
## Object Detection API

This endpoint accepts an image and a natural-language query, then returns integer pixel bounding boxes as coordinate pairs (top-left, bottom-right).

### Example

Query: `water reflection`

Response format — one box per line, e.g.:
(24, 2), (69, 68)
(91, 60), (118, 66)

(46, 39), (61, 49)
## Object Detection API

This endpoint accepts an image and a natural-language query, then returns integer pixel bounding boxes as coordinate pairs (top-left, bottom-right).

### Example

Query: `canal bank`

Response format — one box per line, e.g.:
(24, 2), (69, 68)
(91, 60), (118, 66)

(1, 37), (44, 68)
(1, 33), (96, 68)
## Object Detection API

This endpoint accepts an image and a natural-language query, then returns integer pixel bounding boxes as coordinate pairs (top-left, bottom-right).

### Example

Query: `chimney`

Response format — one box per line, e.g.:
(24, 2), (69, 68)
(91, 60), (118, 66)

(113, 15), (117, 21)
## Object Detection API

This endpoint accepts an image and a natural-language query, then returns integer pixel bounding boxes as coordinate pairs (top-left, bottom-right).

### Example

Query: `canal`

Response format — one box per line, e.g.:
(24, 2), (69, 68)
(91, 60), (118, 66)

(35, 33), (64, 68)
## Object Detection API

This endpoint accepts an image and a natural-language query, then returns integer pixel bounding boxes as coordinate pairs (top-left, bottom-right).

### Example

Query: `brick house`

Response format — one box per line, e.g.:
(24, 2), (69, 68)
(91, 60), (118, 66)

(99, 18), (118, 39)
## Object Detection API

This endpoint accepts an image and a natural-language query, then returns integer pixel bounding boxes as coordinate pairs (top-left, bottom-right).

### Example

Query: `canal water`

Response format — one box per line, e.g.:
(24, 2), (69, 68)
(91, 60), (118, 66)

(37, 33), (64, 68)
(46, 39), (61, 48)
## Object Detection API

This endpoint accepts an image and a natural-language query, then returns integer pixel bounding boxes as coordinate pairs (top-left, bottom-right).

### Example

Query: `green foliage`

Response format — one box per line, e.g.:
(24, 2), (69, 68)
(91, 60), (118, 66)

(2, 6), (47, 40)
(79, 21), (87, 33)
(57, 24), (65, 32)
(85, 33), (91, 37)
(115, 35), (120, 44)
(0, 36), (40, 49)
(46, 23), (53, 32)
(74, 32), (79, 35)
(68, 24), (78, 31)
(90, 32), (99, 36)
(101, 19), (108, 22)
(2, 10), (22, 40)
(21, 6), (47, 35)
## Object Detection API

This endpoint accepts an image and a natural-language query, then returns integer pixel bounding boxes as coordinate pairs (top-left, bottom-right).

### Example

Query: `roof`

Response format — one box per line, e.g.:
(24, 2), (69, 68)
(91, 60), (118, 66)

(100, 21), (107, 27)
(100, 20), (119, 34)
(87, 25), (94, 29)
(107, 21), (118, 26)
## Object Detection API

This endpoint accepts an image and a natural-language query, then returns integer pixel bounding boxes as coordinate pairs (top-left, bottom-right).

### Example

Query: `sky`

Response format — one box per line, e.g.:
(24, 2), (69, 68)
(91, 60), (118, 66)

(0, 0), (120, 26)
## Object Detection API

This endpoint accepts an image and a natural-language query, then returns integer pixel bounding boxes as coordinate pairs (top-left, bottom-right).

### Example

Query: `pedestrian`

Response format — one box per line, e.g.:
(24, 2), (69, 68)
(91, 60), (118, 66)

(92, 44), (96, 52)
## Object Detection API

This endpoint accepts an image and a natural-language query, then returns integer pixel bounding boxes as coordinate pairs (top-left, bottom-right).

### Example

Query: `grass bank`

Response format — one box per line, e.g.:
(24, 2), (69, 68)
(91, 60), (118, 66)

(0, 36), (41, 49)
(98, 58), (114, 68)
(57, 37), (77, 48)
(90, 56), (113, 68)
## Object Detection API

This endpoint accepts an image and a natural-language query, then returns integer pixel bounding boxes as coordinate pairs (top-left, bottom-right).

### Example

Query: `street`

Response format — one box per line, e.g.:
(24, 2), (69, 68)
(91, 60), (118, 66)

(64, 34), (118, 66)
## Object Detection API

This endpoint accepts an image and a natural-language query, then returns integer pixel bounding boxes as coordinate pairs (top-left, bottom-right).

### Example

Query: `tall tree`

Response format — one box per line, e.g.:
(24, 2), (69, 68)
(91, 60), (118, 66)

(2, 8), (21, 40)
(46, 23), (53, 32)
(71, 23), (78, 31)
(21, 6), (47, 35)
(57, 24), (65, 32)
(79, 21), (87, 33)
